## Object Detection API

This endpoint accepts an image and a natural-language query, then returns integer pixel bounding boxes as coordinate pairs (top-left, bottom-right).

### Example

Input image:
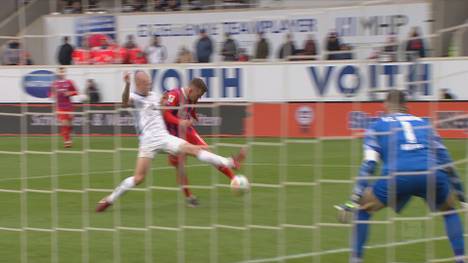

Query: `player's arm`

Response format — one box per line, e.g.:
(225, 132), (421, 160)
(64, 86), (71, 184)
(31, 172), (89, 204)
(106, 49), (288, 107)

(335, 126), (381, 221)
(66, 80), (78, 97)
(352, 127), (381, 203)
(190, 108), (199, 122)
(161, 93), (192, 127)
(121, 72), (132, 108)
(433, 130), (466, 203)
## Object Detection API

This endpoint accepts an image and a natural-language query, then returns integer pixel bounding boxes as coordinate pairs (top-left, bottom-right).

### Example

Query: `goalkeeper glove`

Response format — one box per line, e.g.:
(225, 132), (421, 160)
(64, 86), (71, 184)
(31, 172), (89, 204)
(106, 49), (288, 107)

(334, 200), (360, 224)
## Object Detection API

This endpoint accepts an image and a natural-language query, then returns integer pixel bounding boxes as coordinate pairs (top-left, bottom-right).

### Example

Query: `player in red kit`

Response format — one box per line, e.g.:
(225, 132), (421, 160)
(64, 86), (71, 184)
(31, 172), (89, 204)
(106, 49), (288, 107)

(162, 78), (236, 207)
(50, 67), (78, 148)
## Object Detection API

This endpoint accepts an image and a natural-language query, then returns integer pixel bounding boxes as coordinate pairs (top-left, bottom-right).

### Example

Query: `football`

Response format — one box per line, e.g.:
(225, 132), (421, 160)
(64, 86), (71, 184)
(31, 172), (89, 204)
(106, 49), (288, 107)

(230, 175), (250, 195)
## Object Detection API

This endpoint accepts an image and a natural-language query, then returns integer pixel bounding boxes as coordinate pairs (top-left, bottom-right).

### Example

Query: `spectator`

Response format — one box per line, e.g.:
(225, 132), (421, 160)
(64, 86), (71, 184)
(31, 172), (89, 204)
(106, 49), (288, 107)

(124, 35), (137, 49)
(326, 32), (341, 60)
(175, 46), (193, 63)
(145, 35), (167, 64)
(57, 36), (74, 65)
(238, 48), (249, 62)
(302, 34), (318, 59)
(405, 27), (426, 60)
(154, 0), (166, 11)
(278, 33), (296, 60)
(188, 0), (203, 10)
(72, 37), (90, 64)
(382, 35), (399, 62)
(122, 0), (145, 12)
(254, 32), (269, 59)
(2, 40), (28, 65)
(221, 33), (238, 61)
(91, 38), (115, 64)
(86, 79), (101, 103)
(195, 29), (213, 63)
(71, 0), (82, 13)
(337, 44), (353, 60)
(439, 88), (455, 100)
(167, 0), (181, 11)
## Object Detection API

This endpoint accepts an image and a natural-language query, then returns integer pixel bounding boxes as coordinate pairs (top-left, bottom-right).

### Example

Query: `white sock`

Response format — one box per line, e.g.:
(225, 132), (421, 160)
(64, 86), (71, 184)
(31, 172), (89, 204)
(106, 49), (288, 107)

(107, 176), (135, 204)
(196, 150), (233, 168)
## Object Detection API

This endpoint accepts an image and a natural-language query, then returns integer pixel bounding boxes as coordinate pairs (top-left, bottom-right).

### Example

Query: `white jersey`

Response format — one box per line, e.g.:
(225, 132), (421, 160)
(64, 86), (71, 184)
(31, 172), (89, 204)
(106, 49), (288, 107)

(130, 91), (168, 140)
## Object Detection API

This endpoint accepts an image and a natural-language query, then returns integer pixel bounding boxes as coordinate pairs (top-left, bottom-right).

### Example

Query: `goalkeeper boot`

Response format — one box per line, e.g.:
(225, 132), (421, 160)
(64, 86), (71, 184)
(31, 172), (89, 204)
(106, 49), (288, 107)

(64, 140), (72, 148)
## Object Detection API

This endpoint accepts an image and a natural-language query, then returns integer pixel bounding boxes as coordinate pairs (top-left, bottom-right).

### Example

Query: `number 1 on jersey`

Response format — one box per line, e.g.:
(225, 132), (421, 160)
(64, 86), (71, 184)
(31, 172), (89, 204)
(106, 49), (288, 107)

(400, 121), (417, 144)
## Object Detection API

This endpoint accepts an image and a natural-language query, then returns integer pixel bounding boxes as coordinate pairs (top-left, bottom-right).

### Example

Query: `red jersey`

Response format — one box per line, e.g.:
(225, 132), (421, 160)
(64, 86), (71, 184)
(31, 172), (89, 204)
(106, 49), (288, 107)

(72, 48), (90, 64)
(162, 88), (198, 136)
(91, 47), (115, 64)
(50, 79), (78, 111)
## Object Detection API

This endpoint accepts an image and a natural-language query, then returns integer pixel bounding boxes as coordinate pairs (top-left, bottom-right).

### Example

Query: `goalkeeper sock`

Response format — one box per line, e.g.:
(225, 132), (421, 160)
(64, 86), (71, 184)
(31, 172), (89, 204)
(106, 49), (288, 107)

(217, 166), (235, 180)
(443, 212), (465, 261)
(108, 176), (135, 204)
(353, 210), (371, 259)
(196, 150), (231, 168)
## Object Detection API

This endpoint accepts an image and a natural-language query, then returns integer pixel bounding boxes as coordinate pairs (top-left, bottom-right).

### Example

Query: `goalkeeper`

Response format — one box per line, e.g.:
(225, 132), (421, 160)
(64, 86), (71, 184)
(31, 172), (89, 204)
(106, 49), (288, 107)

(336, 90), (466, 263)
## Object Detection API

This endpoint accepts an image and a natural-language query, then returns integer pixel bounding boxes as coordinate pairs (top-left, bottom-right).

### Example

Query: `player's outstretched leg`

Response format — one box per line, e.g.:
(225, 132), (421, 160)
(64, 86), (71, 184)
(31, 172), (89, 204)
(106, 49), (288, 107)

(180, 143), (247, 170)
(96, 157), (151, 212)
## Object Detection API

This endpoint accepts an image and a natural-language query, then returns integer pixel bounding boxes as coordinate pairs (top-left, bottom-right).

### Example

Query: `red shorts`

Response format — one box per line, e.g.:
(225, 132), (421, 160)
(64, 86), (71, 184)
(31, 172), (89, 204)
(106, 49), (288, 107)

(169, 129), (207, 166)
(57, 110), (73, 122)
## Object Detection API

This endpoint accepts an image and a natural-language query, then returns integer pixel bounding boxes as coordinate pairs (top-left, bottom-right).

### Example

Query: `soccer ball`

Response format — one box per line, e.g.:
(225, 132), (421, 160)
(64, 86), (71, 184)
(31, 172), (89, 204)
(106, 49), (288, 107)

(230, 175), (250, 195)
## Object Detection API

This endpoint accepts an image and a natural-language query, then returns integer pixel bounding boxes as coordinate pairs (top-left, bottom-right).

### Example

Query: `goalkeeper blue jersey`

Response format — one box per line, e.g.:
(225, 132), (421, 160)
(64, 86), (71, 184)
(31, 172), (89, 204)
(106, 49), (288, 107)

(364, 113), (446, 175)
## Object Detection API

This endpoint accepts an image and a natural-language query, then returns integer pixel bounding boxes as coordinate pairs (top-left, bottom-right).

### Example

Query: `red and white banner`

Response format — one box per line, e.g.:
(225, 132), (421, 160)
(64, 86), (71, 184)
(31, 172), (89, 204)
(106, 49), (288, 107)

(247, 102), (468, 139)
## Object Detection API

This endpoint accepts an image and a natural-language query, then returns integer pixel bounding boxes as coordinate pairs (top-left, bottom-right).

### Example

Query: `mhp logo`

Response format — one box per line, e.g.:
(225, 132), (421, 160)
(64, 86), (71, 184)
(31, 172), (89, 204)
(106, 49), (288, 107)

(23, 70), (56, 98)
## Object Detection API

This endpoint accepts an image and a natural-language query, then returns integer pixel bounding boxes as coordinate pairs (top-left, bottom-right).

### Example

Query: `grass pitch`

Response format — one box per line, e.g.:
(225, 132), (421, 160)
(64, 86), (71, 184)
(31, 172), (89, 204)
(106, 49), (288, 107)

(0, 136), (466, 263)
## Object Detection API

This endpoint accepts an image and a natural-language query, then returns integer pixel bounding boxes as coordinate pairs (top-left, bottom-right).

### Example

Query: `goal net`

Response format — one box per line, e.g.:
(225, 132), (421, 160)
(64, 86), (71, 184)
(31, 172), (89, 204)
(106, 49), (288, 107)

(0, 4), (467, 263)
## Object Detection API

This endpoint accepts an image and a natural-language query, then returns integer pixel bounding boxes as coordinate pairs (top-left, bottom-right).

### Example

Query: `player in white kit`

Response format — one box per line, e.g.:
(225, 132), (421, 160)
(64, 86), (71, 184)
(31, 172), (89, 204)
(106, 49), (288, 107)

(96, 71), (246, 212)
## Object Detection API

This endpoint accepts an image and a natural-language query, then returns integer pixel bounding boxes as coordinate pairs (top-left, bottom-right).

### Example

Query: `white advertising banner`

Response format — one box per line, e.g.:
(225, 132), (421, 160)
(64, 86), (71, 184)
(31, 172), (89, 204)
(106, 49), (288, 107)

(43, 3), (430, 64)
(1, 58), (468, 103)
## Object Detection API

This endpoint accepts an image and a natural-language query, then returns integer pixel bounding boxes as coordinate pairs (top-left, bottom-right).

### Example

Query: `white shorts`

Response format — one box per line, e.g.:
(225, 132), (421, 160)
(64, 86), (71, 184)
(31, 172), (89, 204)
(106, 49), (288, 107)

(138, 134), (186, 159)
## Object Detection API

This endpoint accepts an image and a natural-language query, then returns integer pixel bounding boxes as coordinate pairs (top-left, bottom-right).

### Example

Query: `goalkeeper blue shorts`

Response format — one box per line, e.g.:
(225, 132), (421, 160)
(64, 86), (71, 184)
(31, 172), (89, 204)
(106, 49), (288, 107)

(372, 170), (450, 212)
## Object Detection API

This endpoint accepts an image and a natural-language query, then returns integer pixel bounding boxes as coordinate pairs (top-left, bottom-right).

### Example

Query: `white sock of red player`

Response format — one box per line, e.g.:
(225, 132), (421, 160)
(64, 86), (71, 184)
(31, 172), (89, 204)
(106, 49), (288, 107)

(107, 176), (135, 204)
(196, 150), (233, 168)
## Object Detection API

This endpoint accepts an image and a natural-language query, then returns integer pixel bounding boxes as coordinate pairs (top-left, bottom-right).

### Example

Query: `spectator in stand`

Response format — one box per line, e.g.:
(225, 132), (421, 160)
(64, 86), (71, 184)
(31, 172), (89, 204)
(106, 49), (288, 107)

(221, 33), (238, 61)
(124, 35), (137, 49)
(382, 35), (399, 62)
(302, 34), (318, 59)
(326, 31), (341, 60)
(57, 36), (74, 65)
(2, 40), (29, 65)
(337, 44), (353, 60)
(405, 27), (426, 61)
(195, 29), (213, 63)
(254, 32), (269, 59)
(122, 0), (145, 12)
(71, 0), (82, 13)
(188, 0), (203, 10)
(86, 79), (101, 103)
(127, 43), (147, 64)
(278, 33), (296, 60)
(238, 48), (249, 62)
(72, 37), (90, 64)
(175, 46), (194, 63)
(439, 88), (455, 100)
(154, 0), (166, 11)
(145, 35), (167, 64)
(91, 38), (115, 64)
(167, 0), (181, 11)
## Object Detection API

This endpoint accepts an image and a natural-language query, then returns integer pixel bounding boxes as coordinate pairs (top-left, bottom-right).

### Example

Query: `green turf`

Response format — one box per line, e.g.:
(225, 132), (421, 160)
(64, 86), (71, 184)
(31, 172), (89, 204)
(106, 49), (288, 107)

(0, 136), (467, 263)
